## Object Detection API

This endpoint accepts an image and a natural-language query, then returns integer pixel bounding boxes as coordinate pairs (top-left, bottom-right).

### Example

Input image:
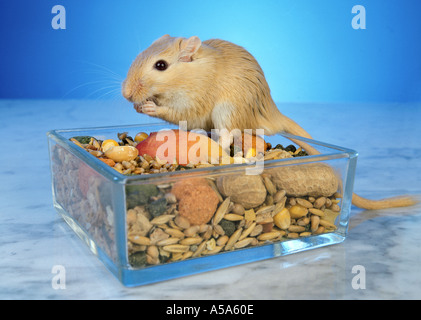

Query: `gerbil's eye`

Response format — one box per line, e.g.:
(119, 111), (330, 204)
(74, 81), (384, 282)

(154, 60), (168, 71)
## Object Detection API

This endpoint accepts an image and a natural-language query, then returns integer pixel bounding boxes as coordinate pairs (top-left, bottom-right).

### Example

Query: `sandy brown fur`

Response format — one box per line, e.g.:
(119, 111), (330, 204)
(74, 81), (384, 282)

(122, 35), (417, 210)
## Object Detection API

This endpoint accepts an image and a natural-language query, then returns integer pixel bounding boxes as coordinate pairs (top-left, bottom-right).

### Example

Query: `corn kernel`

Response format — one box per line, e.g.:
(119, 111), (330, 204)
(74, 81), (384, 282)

(135, 132), (149, 142)
(101, 139), (119, 152)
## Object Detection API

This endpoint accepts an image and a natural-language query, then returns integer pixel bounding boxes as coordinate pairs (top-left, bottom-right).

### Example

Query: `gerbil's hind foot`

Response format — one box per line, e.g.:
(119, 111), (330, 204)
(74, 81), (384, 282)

(352, 193), (419, 210)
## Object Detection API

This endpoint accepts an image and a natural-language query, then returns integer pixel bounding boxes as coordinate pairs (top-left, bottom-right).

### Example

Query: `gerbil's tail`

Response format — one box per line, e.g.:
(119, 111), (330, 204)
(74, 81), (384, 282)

(351, 193), (418, 210)
(272, 111), (418, 210)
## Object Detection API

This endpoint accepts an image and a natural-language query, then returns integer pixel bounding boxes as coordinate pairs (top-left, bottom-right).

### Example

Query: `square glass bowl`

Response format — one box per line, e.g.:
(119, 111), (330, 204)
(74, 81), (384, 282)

(47, 123), (358, 287)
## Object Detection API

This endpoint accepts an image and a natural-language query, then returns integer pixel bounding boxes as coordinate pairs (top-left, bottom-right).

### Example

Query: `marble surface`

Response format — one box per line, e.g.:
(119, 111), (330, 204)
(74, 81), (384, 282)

(0, 99), (420, 300)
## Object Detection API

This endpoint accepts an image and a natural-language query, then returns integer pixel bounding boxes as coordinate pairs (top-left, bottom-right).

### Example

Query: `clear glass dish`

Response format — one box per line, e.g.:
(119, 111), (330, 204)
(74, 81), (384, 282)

(47, 123), (358, 287)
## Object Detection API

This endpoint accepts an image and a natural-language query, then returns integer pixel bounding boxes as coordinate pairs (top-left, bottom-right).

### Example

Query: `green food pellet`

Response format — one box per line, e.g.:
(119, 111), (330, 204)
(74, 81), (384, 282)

(285, 145), (296, 153)
(220, 219), (236, 237)
(126, 184), (159, 208)
(71, 136), (93, 144)
(129, 252), (147, 267)
(147, 197), (168, 217)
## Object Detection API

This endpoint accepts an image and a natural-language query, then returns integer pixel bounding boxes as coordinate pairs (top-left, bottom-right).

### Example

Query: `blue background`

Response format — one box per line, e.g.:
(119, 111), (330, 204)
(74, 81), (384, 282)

(1, 0), (420, 103)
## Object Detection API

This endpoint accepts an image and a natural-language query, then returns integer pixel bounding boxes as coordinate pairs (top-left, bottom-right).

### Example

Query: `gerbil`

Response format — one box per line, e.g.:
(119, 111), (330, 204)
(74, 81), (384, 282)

(122, 34), (416, 210)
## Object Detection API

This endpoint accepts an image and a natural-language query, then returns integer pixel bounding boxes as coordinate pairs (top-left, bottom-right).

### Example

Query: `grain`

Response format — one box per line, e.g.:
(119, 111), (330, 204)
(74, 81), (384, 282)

(310, 215), (320, 232)
(225, 227), (243, 251)
(156, 237), (180, 246)
(257, 231), (281, 241)
(239, 222), (257, 240)
(162, 244), (190, 253)
(319, 219), (337, 229)
(178, 237), (202, 246)
(223, 213), (244, 221)
(164, 228), (185, 238)
(174, 215), (191, 229)
(309, 208), (325, 217)
(288, 225), (306, 233)
(150, 214), (175, 225)
(296, 198), (313, 208)
(128, 235), (151, 246)
(212, 197), (231, 225)
(234, 237), (254, 249)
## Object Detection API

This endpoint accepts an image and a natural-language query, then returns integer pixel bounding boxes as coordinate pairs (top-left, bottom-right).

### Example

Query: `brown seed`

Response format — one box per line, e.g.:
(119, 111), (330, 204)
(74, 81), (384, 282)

(192, 241), (207, 257)
(309, 208), (325, 217)
(202, 246), (223, 255)
(165, 228), (185, 238)
(216, 235), (229, 246)
(288, 225), (306, 233)
(239, 222), (257, 240)
(232, 203), (245, 215)
(256, 212), (273, 224)
(325, 198), (332, 208)
(249, 224), (263, 237)
(273, 190), (287, 203)
(146, 254), (160, 265)
(147, 245), (159, 259)
(225, 227), (243, 251)
(174, 215), (191, 229)
(202, 225), (213, 240)
(299, 232), (312, 237)
(263, 176), (277, 195)
(314, 197), (327, 209)
(296, 198), (313, 208)
(165, 193), (177, 204)
(162, 244), (190, 253)
(319, 219), (337, 229)
(213, 224), (225, 236)
(265, 195), (274, 206)
(297, 217), (310, 226)
(156, 237), (180, 246)
(184, 225), (200, 237)
(199, 224), (210, 233)
(150, 214), (175, 225)
(310, 215), (320, 232)
(223, 213), (244, 221)
(257, 231), (281, 241)
(180, 237), (203, 246)
(313, 226), (325, 234)
(234, 237), (254, 249)
(213, 197), (231, 225)
(128, 235), (151, 246)
(330, 204), (341, 212)
(287, 232), (299, 239)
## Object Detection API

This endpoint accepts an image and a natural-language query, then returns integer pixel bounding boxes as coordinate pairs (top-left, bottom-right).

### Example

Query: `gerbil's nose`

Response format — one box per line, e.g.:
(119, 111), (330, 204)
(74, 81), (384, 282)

(122, 81), (134, 102)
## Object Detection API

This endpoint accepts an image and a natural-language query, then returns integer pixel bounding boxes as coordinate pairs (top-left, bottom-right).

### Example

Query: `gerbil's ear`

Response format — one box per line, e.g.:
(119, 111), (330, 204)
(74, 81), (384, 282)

(152, 34), (171, 44)
(179, 36), (202, 62)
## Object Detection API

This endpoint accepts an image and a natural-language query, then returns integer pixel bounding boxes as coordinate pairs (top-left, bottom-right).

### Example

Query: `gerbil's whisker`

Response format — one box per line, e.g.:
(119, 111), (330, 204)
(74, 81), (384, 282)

(85, 84), (122, 99)
(62, 80), (122, 99)
(77, 60), (125, 81)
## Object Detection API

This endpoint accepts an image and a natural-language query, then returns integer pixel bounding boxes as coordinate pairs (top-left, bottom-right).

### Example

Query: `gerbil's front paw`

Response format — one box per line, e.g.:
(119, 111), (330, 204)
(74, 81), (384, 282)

(134, 101), (158, 116)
